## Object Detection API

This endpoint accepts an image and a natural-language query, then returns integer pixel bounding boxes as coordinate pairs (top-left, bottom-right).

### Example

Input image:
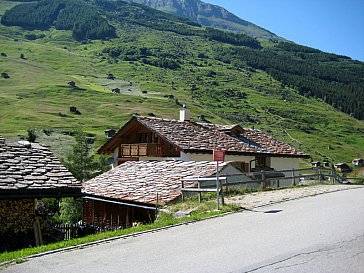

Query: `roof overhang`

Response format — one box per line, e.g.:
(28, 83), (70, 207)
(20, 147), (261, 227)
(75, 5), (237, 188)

(0, 188), (82, 200)
(83, 193), (157, 210)
(98, 116), (183, 154)
(98, 116), (138, 154)
(183, 149), (310, 159)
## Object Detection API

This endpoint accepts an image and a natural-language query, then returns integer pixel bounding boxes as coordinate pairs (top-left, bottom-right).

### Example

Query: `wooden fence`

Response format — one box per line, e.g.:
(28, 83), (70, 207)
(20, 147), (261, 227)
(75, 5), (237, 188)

(54, 224), (80, 241)
(52, 223), (125, 241)
(181, 167), (349, 208)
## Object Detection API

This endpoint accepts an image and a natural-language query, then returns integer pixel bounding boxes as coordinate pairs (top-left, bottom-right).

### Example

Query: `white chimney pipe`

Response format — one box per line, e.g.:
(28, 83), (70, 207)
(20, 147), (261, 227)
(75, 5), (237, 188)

(180, 108), (190, 122)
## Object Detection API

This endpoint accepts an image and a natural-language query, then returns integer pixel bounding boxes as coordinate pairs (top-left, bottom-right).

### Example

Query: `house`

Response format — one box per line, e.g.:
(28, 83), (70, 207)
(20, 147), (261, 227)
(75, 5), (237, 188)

(311, 161), (321, 168)
(334, 163), (352, 173)
(98, 109), (309, 171)
(104, 129), (116, 138)
(82, 161), (242, 228)
(0, 135), (81, 251)
(352, 158), (364, 167)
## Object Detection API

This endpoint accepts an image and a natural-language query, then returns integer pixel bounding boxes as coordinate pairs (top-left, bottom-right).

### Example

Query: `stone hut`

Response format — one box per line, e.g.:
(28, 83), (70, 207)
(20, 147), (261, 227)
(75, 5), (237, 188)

(0, 135), (81, 251)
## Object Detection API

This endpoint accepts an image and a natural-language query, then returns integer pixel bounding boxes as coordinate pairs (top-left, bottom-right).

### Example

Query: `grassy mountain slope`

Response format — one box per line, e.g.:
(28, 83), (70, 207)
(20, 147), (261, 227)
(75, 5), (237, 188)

(126, 0), (280, 40)
(0, 0), (363, 164)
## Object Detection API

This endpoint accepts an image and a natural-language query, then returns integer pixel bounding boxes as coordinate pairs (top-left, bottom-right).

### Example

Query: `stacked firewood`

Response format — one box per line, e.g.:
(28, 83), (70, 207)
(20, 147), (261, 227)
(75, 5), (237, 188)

(0, 199), (35, 233)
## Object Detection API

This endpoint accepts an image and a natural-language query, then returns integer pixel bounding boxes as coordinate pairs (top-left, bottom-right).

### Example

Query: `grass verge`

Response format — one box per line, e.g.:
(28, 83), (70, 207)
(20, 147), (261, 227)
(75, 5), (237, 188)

(0, 203), (238, 265)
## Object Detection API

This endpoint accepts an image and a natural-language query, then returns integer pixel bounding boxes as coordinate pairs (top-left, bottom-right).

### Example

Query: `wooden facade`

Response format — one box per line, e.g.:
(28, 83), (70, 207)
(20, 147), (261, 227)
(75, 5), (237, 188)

(112, 121), (180, 163)
(83, 199), (156, 228)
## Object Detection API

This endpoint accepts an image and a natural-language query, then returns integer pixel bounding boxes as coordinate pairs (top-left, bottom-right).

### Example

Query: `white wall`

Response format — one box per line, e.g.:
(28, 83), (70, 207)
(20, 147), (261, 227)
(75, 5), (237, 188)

(112, 147), (119, 167)
(270, 157), (300, 171)
(191, 164), (252, 188)
(269, 157), (300, 187)
(181, 152), (255, 168)
(113, 147), (300, 173)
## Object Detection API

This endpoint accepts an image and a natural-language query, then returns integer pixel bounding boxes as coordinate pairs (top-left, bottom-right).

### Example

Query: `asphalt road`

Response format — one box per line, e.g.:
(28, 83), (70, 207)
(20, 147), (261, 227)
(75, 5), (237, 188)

(3, 187), (364, 273)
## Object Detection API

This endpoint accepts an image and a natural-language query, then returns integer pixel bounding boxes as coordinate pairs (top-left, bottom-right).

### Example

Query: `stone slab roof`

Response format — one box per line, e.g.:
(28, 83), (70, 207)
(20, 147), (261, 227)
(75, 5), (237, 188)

(0, 136), (81, 198)
(136, 116), (308, 157)
(240, 128), (305, 156)
(136, 116), (260, 154)
(98, 115), (308, 158)
(83, 161), (229, 205)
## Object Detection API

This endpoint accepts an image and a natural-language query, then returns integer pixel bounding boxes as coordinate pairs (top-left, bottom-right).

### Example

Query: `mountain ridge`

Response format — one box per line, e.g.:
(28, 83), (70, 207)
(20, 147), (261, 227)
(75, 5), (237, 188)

(125, 0), (280, 40)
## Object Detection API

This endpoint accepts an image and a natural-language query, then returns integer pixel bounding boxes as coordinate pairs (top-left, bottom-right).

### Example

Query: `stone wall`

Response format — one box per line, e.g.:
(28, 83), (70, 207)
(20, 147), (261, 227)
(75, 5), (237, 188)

(0, 199), (35, 251)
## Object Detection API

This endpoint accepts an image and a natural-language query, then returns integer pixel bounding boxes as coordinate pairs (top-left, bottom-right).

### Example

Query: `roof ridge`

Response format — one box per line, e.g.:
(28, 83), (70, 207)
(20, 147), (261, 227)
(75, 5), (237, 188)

(136, 115), (179, 123)
(138, 116), (241, 129)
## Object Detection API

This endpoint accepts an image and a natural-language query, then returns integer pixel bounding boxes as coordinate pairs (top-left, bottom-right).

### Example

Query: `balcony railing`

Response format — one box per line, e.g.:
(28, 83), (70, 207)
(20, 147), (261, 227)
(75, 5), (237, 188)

(120, 144), (163, 158)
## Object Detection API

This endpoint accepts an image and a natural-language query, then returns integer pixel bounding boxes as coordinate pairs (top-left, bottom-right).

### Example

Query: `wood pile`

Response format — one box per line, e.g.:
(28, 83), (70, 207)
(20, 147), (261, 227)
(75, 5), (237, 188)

(0, 199), (35, 233)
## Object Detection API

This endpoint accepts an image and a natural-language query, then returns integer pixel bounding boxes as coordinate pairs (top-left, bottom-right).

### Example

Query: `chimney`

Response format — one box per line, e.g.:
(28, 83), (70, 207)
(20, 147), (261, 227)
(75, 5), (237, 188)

(180, 108), (190, 122)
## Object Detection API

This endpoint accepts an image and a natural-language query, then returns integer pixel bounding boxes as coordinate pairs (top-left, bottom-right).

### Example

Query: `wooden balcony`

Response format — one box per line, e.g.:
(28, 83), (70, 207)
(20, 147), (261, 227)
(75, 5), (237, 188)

(120, 144), (163, 158)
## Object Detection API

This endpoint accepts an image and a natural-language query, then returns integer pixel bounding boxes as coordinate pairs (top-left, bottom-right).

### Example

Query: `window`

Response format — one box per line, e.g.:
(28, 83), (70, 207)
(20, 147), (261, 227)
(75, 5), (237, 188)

(138, 133), (159, 144)
(138, 133), (148, 143)
(256, 156), (267, 167)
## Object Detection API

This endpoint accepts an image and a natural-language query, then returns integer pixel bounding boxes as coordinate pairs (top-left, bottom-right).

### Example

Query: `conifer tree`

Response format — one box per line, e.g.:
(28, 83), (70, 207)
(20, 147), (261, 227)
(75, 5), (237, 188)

(62, 130), (95, 183)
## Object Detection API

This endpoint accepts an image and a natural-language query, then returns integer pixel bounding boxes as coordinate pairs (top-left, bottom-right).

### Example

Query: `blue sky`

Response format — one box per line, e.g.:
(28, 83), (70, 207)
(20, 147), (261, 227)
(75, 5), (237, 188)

(206, 0), (364, 61)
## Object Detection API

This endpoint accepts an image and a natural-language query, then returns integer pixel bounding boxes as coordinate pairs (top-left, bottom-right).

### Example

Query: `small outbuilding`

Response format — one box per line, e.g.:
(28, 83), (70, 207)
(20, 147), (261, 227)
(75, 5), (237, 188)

(334, 163), (352, 173)
(0, 135), (81, 251)
(82, 161), (242, 229)
(311, 161), (321, 168)
(352, 158), (364, 167)
(104, 129), (116, 138)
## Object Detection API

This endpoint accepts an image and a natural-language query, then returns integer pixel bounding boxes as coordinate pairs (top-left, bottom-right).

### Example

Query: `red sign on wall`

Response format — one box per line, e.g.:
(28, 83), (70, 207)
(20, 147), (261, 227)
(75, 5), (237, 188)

(213, 150), (225, 162)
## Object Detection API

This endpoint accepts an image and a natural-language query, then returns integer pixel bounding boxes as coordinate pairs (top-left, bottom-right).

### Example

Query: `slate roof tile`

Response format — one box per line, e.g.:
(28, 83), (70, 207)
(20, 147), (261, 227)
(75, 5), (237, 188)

(83, 160), (231, 205)
(240, 128), (305, 156)
(135, 116), (259, 154)
(0, 136), (81, 193)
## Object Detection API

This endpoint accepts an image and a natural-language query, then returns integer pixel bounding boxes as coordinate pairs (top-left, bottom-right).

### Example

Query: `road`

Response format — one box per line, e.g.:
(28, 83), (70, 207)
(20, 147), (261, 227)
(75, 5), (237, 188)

(3, 187), (364, 273)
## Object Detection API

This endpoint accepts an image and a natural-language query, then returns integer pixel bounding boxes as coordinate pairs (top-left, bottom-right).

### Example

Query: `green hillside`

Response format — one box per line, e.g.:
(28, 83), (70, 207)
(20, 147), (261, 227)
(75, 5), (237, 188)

(0, 0), (363, 164)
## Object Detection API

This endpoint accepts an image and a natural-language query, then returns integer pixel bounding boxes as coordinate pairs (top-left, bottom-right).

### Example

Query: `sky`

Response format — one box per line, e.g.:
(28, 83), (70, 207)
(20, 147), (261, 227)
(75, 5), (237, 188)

(205, 0), (364, 62)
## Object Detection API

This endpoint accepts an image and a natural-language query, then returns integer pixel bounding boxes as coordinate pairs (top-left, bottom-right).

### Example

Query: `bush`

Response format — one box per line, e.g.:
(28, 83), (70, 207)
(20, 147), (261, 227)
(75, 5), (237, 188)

(26, 129), (37, 142)
(1, 72), (10, 79)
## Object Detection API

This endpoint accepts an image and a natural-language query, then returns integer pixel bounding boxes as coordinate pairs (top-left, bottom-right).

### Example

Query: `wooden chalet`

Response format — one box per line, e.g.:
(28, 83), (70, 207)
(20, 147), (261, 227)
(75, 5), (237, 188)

(98, 109), (309, 171)
(0, 136), (81, 251)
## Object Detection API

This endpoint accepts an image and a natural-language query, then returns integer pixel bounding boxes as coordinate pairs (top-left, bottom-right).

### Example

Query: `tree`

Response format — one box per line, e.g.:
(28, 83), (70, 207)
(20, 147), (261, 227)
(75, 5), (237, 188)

(107, 73), (115, 80)
(62, 130), (96, 182)
(96, 155), (112, 176)
(62, 130), (111, 182)
(1, 72), (9, 79)
(59, 198), (82, 224)
(60, 130), (110, 224)
(68, 81), (76, 88)
(26, 128), (37, 142)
